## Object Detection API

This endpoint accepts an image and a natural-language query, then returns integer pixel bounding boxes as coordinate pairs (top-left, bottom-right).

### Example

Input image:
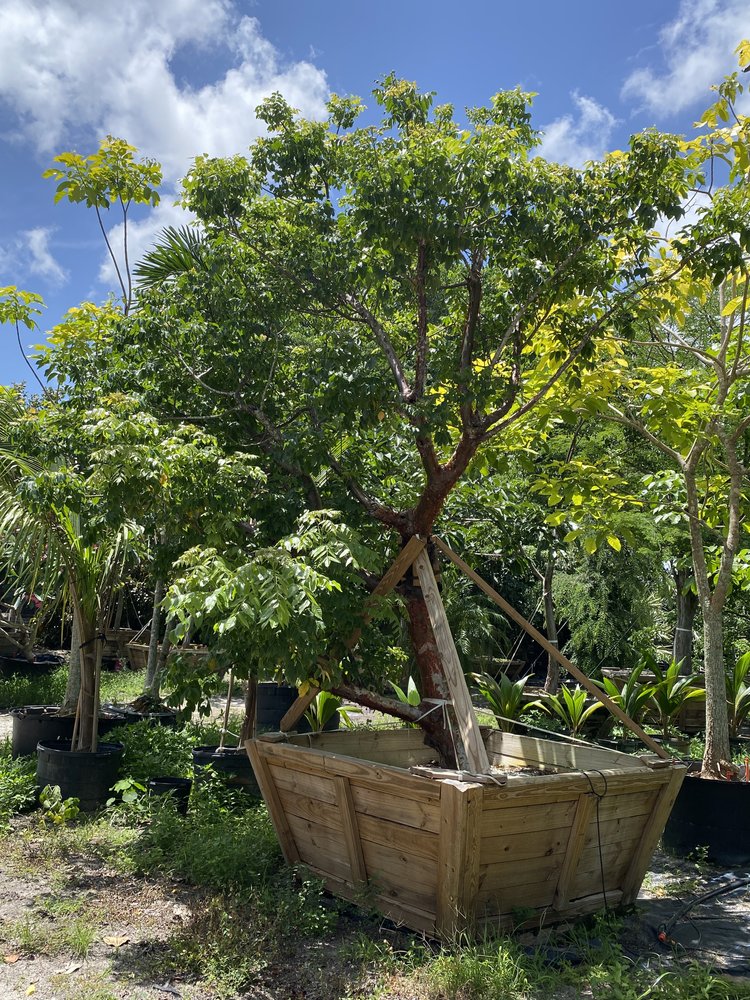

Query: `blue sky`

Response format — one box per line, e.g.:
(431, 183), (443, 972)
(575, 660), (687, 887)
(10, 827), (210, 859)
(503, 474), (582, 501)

(0, 0), (748, 387)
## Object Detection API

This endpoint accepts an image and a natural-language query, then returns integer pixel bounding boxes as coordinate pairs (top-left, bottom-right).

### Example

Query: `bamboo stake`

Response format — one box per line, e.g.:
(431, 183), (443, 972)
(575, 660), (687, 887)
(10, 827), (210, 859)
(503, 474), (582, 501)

(220, 669), (234, 751)
(432, 536), (669, 760)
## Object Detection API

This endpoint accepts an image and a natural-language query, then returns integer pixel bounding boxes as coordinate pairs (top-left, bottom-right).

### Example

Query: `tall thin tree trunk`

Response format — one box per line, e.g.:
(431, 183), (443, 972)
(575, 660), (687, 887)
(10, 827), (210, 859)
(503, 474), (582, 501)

(541, 561), (559, 693)
(147, 613), (173, 700)
(240, 678), (258, 744)
(62, 613), (81, 712)
(144, 578), (165, 694)
(673, 567), (698, 674)
(702, 606), (731, 774)
(74, 615), (99, 752)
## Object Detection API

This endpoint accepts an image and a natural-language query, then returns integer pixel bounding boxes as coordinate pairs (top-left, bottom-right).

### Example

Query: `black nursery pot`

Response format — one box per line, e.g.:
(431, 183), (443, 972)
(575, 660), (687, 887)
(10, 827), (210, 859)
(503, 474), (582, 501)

(11, 706), (128, 758)
(36, 739), (124, 812)
(147, 775), (192, 815)
(192, 745), (260, 797)
(663, 773), (750, 865)
(255, 682), (339, 733)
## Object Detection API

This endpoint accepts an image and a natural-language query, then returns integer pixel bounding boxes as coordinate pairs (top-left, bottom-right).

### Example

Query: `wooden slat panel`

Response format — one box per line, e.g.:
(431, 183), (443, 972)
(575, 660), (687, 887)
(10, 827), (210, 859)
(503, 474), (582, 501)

(480, 799), (577, 838)
(595, 789), (659, 822)
(620, 766), (686, 903)
(414, 550), (490, 774)
(479, 879), (559, 915)
(268, 763), (338, 805)
(245, 741), (300, 864)
(260, 739), (440, 798)
(357, 813), (439, 861)
(276, 787), (342, 832)
(481, 768), (670, 806)
(554, 793), (595, 910)
(477, 890), (624, 932)
(360, 839), (438, 913)
(286, 813), (352, 882)
(481, 826), (570, 865)
(570, 838), (642, 898)
(322, 872), (436, 937)
(290, 727), (430, 754)
(485, 731), (645, 771)
(350, 783), (441, 834)
(582, 812), (658, 850)
(478, 856), (561, 895)
(335, 776), (367, 884)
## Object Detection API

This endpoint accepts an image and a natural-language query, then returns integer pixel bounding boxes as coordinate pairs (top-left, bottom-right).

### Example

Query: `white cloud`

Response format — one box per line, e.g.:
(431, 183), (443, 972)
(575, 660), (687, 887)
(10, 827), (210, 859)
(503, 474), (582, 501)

(538, 94), (618, 167)
(0, 0), (329, 183)
(0, 0), (330, 298)
(23, 228), (67, 286)
(621, 0), (749, 115)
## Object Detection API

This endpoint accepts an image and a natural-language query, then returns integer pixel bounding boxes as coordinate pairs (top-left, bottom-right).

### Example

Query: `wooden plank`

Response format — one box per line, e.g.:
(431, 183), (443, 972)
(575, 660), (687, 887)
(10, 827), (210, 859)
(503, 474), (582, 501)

(480, 799), (577, 838)
(286, 813), (352, 882)
(481, 767), (670, 805)
(479, 879), (559, 915)
(414, 549), (490, 774)
(571, 838), (642, 896)
(321, 872), (437, 937)
(485, 731), (645, 772)
(279, 686), (319, 733)
(480, 826), (570, 865)
(477, 890), (624, 932)
(268, 763), (338, 805)
(478, 855), (562, 894)
(357, 812), (440, 861)
(582, 812), (659, 850)
(595, 789), (659, 822)
(554, 793), (595, 910)
(335, 776), (367, 884)
(350, 783), (441, 834)
(260, 739), (441, 798)
(620, 765), (686, 903)
(435, 781), (483, 938)
(275, 787), (342, 831)
(245, 741), (300, 864)
(359, 839), (438, 913)
(433, 536), (669, 759)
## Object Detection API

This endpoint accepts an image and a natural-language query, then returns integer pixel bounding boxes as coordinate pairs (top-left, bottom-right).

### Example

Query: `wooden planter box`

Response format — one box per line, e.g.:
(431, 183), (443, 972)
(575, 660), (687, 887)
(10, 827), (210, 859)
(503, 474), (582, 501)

(246, 728), (685, 939)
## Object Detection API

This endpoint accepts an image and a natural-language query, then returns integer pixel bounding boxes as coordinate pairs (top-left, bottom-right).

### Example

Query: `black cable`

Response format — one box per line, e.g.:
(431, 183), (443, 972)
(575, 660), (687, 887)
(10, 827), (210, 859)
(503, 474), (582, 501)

(580, 768), (609, 911)
(657, 876), (750, 945)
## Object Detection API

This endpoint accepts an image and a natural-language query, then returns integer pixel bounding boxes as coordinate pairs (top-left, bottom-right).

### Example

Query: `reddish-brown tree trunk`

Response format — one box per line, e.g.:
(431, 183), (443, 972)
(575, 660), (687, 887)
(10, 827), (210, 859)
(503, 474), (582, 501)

(404, 588), (460, 768)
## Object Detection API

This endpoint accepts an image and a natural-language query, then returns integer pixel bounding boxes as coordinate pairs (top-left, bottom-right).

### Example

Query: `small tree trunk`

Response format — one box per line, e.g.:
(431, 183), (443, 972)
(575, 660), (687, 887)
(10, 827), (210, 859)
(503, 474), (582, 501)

(74, 615), (100, 752)
(702, 606), (731, 773)
(541, 562), (559, 693)
(62, 613), (81, 712)
(673, 567), (698, 674)
(144, 578), (165, 693)
(240, 678), (258, 744)
(146, 613), (173, 700)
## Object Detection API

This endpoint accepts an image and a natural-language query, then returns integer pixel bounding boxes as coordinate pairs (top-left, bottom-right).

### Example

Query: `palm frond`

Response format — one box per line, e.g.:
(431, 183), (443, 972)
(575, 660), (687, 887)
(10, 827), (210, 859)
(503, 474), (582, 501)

(134, 225), (205, 287)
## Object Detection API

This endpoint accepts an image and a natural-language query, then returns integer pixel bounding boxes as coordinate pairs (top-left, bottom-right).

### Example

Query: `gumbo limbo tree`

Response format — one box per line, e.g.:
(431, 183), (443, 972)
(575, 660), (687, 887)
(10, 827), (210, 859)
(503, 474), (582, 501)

(130, 78), (696, 765)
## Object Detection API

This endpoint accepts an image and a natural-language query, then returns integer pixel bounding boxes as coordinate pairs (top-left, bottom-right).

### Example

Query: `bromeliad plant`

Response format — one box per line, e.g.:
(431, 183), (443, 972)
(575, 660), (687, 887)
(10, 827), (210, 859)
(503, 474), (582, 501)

(470, 672), (540, 733)
(539, 685), (604, 738)
(597, 662), (655, 728)
(648, 659), (705, 739)
(726, 651), (750, 739)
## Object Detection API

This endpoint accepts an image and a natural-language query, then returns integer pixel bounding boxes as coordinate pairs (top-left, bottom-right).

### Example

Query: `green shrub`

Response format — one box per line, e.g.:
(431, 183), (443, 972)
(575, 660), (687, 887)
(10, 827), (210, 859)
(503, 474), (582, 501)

(0, 664), (67, 710)
(117, 721), (194, 783)
(0, 739), (37, 823)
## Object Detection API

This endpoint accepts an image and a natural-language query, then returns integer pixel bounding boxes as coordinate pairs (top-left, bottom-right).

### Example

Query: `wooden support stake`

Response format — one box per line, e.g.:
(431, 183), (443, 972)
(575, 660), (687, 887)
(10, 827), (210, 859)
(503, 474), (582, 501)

(620, 765), (686, 903)
(432, 536), (669, 760)
(436, 780), (482, 939)
(414, 549), (490, 774)
(244, 741), (300, 863)
(334, 776), (367, 884)
(554, 792), (595, 910)
(280, 536), (427, 732)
